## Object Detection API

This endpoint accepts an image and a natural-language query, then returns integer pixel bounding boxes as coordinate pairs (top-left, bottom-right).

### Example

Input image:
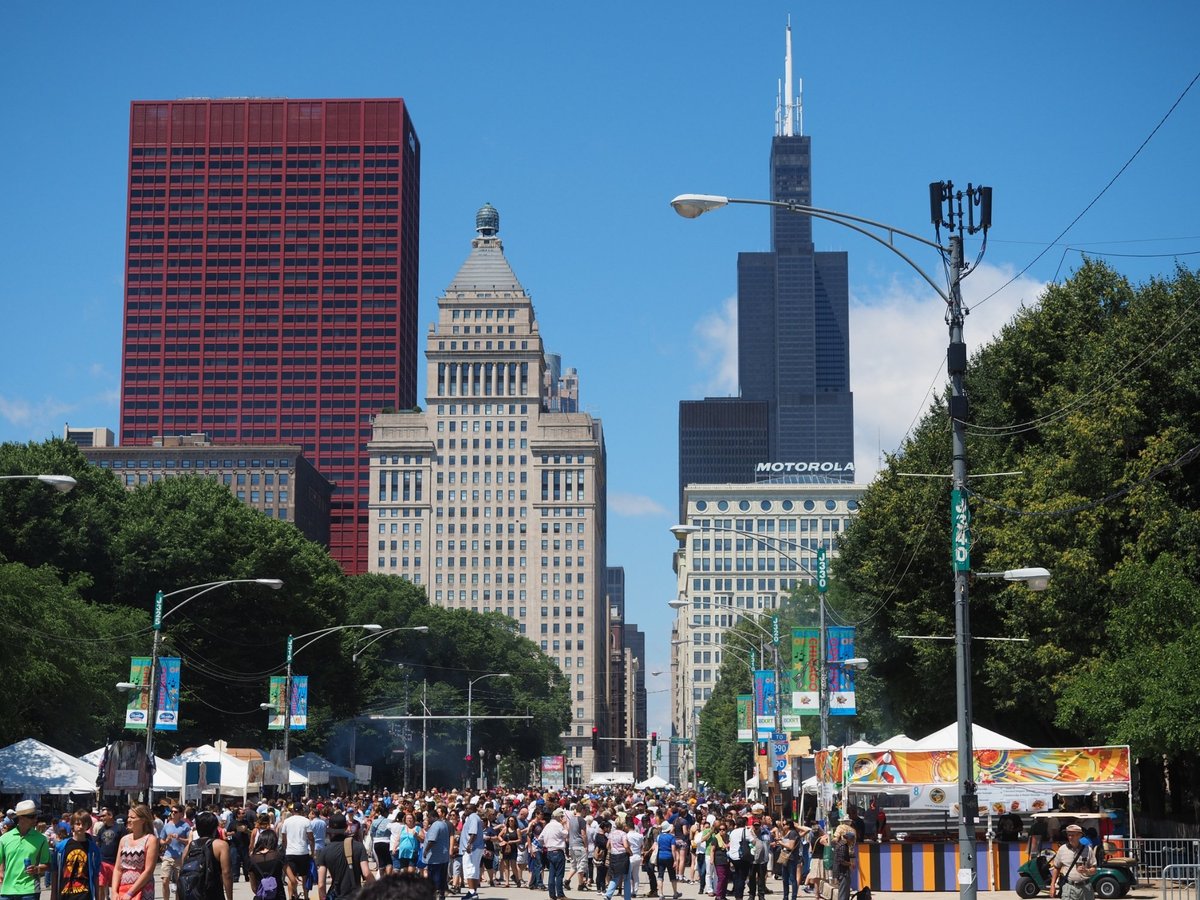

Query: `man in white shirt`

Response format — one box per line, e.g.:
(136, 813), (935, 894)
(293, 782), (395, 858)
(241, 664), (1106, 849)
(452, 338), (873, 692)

(460, 799), (485, 900)
(280, 804), (315, 900)
(727, 817), (752, 900)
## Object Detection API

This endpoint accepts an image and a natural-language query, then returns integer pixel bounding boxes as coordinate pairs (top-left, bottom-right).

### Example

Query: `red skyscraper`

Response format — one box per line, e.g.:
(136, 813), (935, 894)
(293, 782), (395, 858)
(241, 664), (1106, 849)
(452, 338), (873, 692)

(120, 99), (420, 573)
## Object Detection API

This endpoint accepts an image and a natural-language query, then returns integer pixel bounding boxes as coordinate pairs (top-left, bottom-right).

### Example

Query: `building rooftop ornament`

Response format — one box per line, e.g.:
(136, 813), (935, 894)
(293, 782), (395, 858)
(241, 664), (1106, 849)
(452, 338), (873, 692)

(476, 202), (500, 237)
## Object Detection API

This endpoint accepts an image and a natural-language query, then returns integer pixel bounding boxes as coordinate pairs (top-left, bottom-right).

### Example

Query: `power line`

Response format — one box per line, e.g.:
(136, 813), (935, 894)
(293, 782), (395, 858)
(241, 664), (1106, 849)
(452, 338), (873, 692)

(973, 68), (1200, 310)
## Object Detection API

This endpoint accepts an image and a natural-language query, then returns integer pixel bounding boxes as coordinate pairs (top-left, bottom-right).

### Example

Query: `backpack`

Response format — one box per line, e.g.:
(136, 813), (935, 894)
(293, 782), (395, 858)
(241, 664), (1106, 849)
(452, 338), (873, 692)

(254, 875), (279, 900)
(737, 829), (751, 863)
(177, 838), (215, 900)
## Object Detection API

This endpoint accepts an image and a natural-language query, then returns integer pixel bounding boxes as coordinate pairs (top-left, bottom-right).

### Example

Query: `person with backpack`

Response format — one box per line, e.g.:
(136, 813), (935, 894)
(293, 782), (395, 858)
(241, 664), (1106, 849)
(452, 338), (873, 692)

(726, 818), (752, 900)
(176, 811), (232, 900)
(316, 814), (373, 900)
(248, 829), (285, 900)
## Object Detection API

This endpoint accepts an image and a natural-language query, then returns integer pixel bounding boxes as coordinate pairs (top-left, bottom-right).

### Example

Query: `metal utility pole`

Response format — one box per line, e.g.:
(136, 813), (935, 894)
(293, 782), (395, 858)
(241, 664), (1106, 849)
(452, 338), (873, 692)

(422, 679), (428, 791)
(932, 180), (992, 900)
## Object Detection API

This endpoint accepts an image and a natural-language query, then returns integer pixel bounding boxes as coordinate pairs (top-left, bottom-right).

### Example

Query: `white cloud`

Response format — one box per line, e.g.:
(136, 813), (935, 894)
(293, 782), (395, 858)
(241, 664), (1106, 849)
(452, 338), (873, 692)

(691, 295), (738, 395)
(609, 492), (669, 517)
(0, 394), (74, 437)
(850, 261), (1047, 482)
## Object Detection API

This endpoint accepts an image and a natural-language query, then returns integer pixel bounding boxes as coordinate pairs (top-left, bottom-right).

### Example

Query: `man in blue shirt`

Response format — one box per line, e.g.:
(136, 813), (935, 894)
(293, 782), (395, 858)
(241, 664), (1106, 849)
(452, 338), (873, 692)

(422, 805), (451, 900)
(158, 806), (191, 900)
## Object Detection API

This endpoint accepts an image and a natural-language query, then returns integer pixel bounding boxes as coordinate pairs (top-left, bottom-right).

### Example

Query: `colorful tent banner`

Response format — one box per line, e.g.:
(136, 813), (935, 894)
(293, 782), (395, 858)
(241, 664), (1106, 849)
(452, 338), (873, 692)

(267, 676), (309, 730)
(736, 695), (754, 743)
(844, 746), (1132, 787)
(791, 628), (820, 715)
(826, 626), (857, 716)
(124, 657), (182, 731)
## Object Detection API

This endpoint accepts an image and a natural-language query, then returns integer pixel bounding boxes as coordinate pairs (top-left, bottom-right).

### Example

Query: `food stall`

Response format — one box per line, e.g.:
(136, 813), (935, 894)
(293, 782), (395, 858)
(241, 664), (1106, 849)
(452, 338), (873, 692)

(816, 724), (1133, 892)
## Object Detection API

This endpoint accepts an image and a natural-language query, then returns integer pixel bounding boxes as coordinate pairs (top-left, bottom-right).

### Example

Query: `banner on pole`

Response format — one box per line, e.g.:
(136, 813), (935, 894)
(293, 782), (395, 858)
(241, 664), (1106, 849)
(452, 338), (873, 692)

(265, 749), (288, 787)
(753, 669), (777, 736)
(540, 755), (566, 790)
(156, 657), (181, 731)
(125, 657), (152, 730)
(354, 765), (373, 784)
(100, 741), (150, 792)
(267, 676), (308, 730)
(790, 628), (820, 715)
(826, 626), (857, 716)
(736, 695), (754, 743)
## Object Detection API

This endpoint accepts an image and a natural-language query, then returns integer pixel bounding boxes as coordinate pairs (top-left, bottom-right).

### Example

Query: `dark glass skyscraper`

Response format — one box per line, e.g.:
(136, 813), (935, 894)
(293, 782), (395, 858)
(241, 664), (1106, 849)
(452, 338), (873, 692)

(738, 134), (854, 468)
(120, 99), (420, 573)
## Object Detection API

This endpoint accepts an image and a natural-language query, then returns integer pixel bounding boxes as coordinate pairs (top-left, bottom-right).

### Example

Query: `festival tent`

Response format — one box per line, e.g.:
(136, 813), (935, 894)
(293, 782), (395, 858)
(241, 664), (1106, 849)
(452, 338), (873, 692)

(0, 738), (98, 795)
(910, 723), (1031, 751)
(588, 771), (635, 787)
(174, 743), (253, 793)
(290, 752), (354, 786)
(635, 775), (672, 791)
(81, 747), (183, 791)
(876, 734), (919, 750)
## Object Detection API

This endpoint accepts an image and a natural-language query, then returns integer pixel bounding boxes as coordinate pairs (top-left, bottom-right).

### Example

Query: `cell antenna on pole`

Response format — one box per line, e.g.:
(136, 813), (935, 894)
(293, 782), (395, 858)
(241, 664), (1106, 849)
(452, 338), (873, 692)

(777, 17), (803, 137)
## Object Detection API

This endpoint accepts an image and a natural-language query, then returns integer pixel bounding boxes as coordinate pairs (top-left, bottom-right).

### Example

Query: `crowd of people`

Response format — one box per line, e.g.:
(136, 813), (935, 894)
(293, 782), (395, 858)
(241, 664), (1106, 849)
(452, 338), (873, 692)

(0, 788), (863, 900)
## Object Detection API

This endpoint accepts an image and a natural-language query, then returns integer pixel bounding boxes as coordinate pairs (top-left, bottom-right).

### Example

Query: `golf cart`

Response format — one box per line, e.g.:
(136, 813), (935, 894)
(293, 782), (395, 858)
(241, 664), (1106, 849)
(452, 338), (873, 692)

(1014, 813), (1138, 899)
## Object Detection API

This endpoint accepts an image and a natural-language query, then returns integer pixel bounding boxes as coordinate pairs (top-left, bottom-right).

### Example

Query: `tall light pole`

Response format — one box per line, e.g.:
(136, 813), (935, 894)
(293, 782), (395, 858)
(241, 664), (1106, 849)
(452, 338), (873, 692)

(672, 184), (990, 900)
(466, 672), (511, 790)
(0, 474), (77, 492)
(279, 623), (382, 794)
(346, 626), (430, 773)
(133, 578), (282, 794)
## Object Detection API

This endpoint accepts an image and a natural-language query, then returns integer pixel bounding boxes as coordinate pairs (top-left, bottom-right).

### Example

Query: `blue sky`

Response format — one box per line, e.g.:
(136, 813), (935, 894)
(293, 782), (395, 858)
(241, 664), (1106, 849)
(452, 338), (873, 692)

(4, 2), (1199, 740)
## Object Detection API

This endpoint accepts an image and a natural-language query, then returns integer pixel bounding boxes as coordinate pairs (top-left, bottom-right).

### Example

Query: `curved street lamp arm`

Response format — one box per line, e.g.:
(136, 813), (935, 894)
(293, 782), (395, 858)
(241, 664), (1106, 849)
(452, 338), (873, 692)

(351, 626), (429, 662)
(159, 579), (281, 622)
(292, 623), (380, 656)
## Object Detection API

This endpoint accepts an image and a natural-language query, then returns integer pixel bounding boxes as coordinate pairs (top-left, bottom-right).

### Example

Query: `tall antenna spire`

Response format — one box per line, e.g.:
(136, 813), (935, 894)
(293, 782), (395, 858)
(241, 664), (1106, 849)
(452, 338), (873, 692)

(776, 16), (804, 137)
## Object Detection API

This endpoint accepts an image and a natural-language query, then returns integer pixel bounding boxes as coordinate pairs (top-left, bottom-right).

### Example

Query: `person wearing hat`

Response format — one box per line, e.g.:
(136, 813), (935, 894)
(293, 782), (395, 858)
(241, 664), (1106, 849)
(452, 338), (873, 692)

(1050, 824), (1097, 900)
(0, 800), (52, 900)
(315, 813), (372, 900)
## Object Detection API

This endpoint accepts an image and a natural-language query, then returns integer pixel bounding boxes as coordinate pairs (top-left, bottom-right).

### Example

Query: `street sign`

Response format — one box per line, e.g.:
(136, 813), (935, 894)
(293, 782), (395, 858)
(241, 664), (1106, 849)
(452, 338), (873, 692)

(772, 737), (788, 772)
(771, 731), (787, 742)
(670, 737), (692, 746)
(816, 549), (828, 593)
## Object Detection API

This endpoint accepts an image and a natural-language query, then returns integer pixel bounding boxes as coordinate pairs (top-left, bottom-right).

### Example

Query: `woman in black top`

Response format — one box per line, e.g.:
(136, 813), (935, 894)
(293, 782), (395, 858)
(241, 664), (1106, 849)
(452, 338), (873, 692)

(501, 816), (521, 887)
(247, 829), (285, 900)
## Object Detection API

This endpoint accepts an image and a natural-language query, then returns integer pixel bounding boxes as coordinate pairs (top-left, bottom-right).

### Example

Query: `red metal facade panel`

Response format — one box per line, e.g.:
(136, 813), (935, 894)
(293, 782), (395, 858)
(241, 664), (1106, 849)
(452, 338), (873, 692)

(120, 98), (420, 574)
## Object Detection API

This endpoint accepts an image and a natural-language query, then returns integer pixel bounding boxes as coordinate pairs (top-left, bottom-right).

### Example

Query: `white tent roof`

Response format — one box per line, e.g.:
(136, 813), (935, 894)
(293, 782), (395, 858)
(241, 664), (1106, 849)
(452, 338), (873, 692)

(588, 771), (635, 786)
(912, 723), (1031, 751)
(635, 775), (672, 791)
(174, 744), (253, 792)
(876, 734), (919, 749)
(81, 748), (183, 791)
(0, 738), (98, 795)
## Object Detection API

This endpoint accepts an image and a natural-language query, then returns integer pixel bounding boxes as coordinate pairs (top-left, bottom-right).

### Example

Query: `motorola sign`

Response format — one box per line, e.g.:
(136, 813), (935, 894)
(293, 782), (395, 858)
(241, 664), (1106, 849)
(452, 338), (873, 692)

(756, 461), (855, 474)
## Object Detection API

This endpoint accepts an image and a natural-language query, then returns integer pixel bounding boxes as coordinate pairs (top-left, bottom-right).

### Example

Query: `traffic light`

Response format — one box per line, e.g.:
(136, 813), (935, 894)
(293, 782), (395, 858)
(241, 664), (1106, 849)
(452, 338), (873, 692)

(757, 742), (768, 756)
(591, 726), (599, 751)
(465, 753), (473, 762)
(650, 732), (657, 748)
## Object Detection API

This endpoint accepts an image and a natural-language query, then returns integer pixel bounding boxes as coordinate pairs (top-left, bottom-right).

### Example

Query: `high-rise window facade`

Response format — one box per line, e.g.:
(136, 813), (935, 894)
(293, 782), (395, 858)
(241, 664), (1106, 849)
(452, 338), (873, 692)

(120, 99), (420, 573)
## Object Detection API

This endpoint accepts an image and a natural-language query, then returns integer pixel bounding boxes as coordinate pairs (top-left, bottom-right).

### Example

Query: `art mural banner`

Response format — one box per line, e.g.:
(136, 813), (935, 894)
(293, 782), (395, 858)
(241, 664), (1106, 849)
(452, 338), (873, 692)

(790, 628), (820, 715)
(541, 755), (566, 790)
(815, 748), (843, 786)
(736, 695), (754, 743)
(124, 657), (182, 731)
(825, 627), (857, 716)
(267, 676), (309, 730)
(98, 741), (150, 792)
(753, 669), (778, 733)
(844, 746), (1132, 787)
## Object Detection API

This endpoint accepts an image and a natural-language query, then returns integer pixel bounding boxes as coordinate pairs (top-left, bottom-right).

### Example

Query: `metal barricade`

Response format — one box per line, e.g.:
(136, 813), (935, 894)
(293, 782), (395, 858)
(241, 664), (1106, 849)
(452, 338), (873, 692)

(1160, 864), (1199, 900)
(1127, 838), (1200, 885)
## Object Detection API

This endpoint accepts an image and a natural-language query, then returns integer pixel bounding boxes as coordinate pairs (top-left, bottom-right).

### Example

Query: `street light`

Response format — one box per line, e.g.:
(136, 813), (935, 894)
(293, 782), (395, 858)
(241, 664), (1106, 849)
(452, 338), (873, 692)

(139, 578), (283, 794)
(977, 567), (1052, 591)
(277, 623), (381, 794)
(350, 625), (430, 662)
(671, 182), (993, 900)
(466, 673), (511, 789)
(0, 474), (78, 492)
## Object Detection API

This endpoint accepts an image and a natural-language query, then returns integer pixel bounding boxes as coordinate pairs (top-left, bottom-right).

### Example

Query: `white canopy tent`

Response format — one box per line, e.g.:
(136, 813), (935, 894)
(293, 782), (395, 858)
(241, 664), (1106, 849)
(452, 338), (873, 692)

(635, 775), (673, 791)
(290, 752), (354, 784)
(0, 738), (98, 796)
(588, 771), (635, 787)
(81, 747), (183, 791)
(910, 723), (1031, 751)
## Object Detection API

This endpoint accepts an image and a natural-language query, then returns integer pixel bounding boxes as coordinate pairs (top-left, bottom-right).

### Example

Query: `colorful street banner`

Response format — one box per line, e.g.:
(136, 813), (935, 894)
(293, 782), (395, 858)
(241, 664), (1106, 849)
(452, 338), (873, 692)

(790, 628), (820, 715)
(844, 746), (1132, 787)
(156, 657), (181, 730)
(753, 669), (777, 733)
(826, 627), (857, 716)
(736, 695), (754, 743)
(246, 758), (266, 789)
(124, 656), (182, 731)
(125, 657), (152, 729)
(541, 755), (566, 790)
(267, 675), (309, 730)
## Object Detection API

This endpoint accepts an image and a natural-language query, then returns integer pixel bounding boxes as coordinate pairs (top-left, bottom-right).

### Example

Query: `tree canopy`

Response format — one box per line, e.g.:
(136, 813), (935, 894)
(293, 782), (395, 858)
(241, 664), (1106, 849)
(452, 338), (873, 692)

(0, 440), (571, 783)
